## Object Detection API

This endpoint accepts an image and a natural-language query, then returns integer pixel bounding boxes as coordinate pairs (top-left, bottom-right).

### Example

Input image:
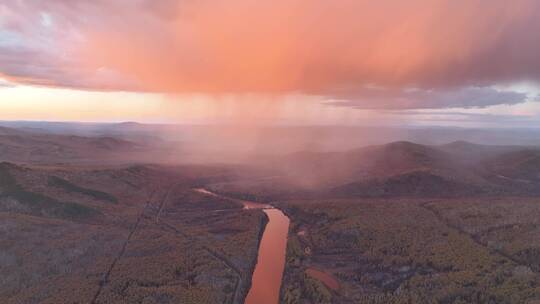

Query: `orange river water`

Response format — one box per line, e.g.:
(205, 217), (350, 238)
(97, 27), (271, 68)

(245, 208), (290, 304)
(194, 188), (290, 304)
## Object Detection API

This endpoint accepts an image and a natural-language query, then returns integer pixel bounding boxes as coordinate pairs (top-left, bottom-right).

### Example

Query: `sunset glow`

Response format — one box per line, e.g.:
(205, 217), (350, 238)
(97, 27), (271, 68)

(1, 0), (540, 125)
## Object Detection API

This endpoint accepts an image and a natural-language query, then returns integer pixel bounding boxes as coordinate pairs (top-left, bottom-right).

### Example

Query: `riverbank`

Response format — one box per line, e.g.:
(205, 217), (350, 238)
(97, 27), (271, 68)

(245, 208), (290, 304)
(195, 188), (290, 304)
(240, 210), (269, 303)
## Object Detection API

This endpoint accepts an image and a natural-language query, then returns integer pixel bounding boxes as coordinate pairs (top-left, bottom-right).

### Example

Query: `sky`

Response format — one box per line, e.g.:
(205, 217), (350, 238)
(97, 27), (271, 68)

(1, 0), (540, 127)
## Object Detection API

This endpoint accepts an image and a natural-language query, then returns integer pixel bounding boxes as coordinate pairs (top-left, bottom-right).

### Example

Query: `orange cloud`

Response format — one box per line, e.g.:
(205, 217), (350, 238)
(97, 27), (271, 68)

(1, 0), (540, 109)
(77, 0), (540, 94)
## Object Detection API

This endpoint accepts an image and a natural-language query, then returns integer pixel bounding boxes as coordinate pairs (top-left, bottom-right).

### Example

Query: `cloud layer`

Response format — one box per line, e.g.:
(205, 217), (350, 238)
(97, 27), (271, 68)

(1, 0), (540, 109)
(327, 87), (529, 110)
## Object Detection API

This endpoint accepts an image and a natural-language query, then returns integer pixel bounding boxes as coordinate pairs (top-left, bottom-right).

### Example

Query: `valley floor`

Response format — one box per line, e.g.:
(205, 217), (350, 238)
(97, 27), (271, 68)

(4, 161), (540, 304)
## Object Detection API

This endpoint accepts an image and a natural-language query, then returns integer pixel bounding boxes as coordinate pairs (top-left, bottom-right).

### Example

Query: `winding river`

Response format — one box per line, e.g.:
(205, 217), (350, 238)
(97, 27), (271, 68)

(194, 189), (290, 304)
(245, 208), (290, 304)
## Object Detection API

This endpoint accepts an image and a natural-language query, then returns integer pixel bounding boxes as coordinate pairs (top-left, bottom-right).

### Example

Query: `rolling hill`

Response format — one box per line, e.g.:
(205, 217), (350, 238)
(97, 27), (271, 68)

(0, 126), (147, 163)
(252, 141), (540, 198)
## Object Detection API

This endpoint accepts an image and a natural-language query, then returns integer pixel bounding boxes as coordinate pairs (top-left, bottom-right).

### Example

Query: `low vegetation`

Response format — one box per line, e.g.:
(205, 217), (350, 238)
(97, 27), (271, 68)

(278, 198), (540, 303)
(4, 138), (540, 303)
(0, 163), (266, 304)
(48, 176), (118, 204)
(0, 164), (100, 220)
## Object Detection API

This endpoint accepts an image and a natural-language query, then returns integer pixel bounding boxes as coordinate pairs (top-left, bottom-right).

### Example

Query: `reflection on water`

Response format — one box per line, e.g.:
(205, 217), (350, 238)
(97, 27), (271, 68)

(193, 188), (290, 304)
(194, 188), (217, 196)
(241, 200), (272, 210)
(193, 188), (271, 209)
(245, 208), (290, 304)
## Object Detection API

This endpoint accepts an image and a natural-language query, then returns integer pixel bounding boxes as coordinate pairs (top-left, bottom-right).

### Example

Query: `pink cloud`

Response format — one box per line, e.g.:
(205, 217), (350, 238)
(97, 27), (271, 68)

(1, 0), (540, 109)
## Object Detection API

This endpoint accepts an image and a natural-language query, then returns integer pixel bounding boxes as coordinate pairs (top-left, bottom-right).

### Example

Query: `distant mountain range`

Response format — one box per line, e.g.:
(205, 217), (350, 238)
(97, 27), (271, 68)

(2, 121), (540, 198)
(2, 120), (540, 148)
(0, 126), (146, 163)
